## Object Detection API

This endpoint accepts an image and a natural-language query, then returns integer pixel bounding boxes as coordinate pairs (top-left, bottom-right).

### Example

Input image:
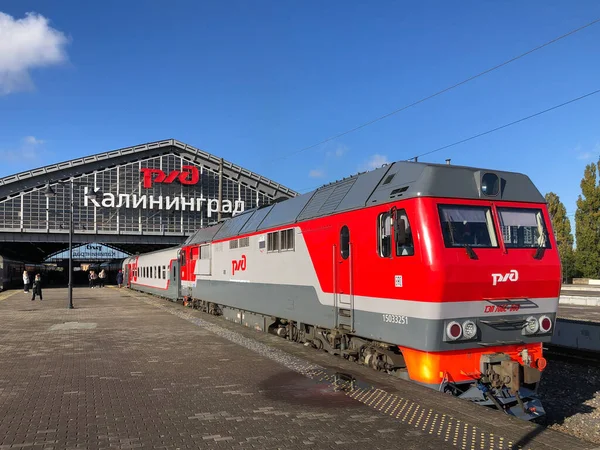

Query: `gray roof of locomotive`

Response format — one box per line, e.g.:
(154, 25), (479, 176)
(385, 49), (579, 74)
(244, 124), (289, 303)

(187, 161), (545, 243)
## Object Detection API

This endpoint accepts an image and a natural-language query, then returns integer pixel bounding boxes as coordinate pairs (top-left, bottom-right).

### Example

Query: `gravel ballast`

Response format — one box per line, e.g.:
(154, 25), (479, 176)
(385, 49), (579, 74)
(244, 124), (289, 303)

(538, 358), (600, 444)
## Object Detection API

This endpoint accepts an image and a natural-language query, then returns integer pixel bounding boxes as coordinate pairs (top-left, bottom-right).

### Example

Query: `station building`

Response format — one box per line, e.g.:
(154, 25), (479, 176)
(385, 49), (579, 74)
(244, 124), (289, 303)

(0, 139), (297, 262)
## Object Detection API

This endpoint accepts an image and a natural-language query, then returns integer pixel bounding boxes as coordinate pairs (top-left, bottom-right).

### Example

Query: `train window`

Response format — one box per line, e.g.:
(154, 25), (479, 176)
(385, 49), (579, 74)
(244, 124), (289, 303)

(395, 210), (414, 256)
(280, 229), (295, 251)
(497, 207), (550, 249)
(378, 212), (392, 257)
(267, 232), (279, 253)
(180, 250), (187, 267)
(163, 266), (166, 279)
(438, 205), (498, 248)
(200, 245), (211, 260)
(340, 226), (350, 259)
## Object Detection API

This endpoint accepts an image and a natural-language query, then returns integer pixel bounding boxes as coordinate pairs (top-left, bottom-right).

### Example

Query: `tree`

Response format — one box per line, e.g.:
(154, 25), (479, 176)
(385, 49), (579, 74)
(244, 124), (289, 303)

(574, 159), (600, 278)
(545, 192), (575, 280)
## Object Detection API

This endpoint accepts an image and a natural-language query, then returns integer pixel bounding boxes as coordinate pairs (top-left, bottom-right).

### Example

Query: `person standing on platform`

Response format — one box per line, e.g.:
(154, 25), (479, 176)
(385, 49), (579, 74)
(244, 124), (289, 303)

(23, 270), (29, 293)
(98, 269), (106, 288)
(31, 274), (42, 301)
(116, 269), (124, 288)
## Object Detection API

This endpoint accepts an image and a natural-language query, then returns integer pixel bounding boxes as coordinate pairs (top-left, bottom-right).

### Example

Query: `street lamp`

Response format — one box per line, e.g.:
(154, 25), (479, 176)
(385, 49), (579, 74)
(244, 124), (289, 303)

(44, 180), (101, 309)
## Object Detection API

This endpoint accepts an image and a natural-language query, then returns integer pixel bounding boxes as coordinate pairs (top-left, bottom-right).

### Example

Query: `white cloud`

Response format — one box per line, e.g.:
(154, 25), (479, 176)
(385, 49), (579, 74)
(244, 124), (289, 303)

(0, 11), (69, 95)
(309, 169), (325, 178)
(23, 135), (44, 145)
(326, 144), (347, 158)
(0, 135), (47, 162)
(577, 151), (594, 160)
(359, 154), (389, 171)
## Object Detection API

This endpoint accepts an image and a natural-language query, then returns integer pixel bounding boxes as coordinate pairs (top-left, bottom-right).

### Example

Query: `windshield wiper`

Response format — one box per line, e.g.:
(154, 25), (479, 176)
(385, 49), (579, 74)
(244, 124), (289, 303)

(533, 246), (545, 260)
(465, 244), (478, 260)
(533, 233), (547, 260)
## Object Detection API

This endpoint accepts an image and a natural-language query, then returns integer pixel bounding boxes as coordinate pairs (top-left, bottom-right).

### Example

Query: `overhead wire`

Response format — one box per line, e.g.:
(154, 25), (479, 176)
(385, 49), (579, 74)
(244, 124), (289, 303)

(407, 89), (600, 161)
(269, 17), (600, 163)
(293, 89), (600, 193)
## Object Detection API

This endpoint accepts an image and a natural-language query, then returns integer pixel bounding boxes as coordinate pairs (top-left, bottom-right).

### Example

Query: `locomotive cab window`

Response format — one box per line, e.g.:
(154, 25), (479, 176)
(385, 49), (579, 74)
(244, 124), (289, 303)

(395, 210), (414, 256)
(180, 250), (186, 267)
(438, 205), (498, 248)
(378, 212), (392, 257)
(497, 207), (550, 248)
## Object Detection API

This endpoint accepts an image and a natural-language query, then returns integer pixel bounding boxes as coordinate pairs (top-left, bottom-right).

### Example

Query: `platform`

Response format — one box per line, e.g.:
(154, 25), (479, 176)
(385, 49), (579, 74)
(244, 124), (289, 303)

(553, 302), (600, 352)
(0, 287), (593, 450)
(560, 285), (600, 307)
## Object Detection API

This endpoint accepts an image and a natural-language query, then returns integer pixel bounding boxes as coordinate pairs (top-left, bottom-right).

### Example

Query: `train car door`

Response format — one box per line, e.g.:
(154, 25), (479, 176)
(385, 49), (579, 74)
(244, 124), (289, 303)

(334, 225), (354, 331)
(173, 255), (181, 299)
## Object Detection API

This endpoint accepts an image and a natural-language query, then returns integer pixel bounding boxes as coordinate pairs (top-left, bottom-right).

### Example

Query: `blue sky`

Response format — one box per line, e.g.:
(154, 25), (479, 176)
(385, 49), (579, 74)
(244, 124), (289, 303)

(0, 1), (599, 230)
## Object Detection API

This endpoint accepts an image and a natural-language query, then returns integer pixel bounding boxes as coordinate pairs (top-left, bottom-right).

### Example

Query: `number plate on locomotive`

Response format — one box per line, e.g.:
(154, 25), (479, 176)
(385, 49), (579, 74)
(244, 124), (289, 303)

(382, 314), (408, 324)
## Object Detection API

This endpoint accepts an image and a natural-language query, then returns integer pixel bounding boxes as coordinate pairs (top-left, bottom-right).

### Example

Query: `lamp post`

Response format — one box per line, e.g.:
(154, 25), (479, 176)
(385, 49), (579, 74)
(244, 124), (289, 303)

(44, 180), (100, 309)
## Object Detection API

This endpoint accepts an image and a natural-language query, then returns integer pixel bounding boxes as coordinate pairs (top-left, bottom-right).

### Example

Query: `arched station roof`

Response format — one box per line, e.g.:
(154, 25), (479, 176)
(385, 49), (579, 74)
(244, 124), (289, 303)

(0, 139), (298, 262)
(0, 139), (297, 201)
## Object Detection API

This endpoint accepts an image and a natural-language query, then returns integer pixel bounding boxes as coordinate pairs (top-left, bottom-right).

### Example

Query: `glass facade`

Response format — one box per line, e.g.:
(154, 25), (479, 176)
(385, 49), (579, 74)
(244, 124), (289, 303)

(0, 153), (275, 236)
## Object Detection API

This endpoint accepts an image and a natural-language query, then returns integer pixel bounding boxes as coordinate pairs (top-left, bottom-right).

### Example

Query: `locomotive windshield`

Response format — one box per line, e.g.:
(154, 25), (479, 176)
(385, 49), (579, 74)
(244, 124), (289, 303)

(497, 207), (549, 248)
(438, 205), (498, 248)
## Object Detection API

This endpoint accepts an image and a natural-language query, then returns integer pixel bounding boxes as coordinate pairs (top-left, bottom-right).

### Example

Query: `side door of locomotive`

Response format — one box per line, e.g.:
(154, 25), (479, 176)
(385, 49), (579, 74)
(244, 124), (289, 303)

(172, 254), (181, 299)
(334, 224), (354, 330)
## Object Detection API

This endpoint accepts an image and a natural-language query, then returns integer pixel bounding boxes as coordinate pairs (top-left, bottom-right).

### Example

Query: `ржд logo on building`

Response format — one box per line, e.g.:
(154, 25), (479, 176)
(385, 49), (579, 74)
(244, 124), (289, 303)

(140, 165), (200, 189)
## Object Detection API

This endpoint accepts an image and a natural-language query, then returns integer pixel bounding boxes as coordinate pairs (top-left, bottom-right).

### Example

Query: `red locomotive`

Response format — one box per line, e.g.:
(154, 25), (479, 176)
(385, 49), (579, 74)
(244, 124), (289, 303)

(124, 160), (559, 420)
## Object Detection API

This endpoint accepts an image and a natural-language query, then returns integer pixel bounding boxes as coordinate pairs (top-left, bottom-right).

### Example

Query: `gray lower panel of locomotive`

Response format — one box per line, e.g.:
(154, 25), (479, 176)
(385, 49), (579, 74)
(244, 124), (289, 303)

(190, 280), (554, 352)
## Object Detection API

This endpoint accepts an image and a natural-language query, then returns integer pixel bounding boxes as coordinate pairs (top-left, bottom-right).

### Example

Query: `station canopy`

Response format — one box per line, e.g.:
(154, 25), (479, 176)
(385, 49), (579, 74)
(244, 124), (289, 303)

(44, 243), (131, 263)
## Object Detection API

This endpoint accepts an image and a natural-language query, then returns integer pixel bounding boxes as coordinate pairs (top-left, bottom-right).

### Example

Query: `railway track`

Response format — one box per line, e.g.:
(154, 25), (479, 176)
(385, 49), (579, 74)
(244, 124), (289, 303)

(544, 344), (600, 367)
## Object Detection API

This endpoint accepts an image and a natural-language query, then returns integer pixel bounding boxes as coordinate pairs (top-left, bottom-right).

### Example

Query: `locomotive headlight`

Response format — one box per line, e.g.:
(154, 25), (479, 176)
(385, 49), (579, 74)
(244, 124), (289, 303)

(481, 172), (499, 197)
(446, 321), (462, 341)
(462, 320), (477, 339)
(524, 316), (539, 335)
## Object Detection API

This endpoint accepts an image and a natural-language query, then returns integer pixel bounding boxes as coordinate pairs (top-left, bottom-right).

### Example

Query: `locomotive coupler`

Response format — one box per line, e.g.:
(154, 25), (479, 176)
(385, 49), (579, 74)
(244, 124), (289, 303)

(476, 352), (544, 418)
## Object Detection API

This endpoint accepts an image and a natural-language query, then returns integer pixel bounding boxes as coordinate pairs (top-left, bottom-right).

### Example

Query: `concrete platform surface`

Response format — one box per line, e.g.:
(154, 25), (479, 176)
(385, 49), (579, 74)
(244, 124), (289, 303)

(0, 287), (593, 450)
(553, 305), (600, 352)
(558, 304), (600, 322)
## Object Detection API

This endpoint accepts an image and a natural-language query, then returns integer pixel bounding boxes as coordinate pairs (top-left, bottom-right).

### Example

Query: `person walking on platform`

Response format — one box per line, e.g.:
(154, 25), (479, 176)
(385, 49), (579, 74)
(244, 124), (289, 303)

(98, 269), (106, 288)
(89, 270), (97, 288)
(116, 269), (124, 288)
(31, 274), (42, 301)
(23, 270), (29, 293)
